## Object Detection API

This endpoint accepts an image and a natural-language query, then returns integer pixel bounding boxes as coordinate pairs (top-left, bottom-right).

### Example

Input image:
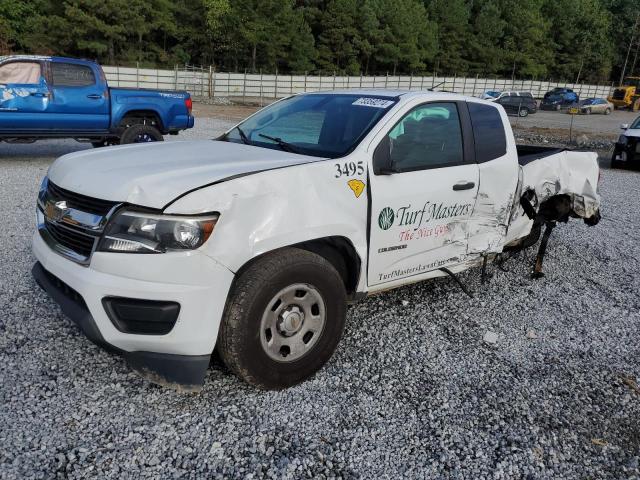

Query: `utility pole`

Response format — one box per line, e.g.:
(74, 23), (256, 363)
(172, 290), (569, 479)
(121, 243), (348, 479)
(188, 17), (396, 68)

(620, 13), (640, 85)
(630, 36), (640, 77)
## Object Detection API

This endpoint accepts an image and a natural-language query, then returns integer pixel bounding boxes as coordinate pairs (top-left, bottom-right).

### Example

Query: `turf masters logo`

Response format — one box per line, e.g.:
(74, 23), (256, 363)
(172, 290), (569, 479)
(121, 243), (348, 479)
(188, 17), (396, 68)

(378, 207), (395, 230)
(377, 201), (474, 231)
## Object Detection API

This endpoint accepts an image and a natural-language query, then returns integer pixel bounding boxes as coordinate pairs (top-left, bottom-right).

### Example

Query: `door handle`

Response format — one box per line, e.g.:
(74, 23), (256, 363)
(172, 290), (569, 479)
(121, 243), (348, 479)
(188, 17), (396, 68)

(452, 181), (475, 191)
(30, 92), (50, 98)
(87, 94), (103, 99)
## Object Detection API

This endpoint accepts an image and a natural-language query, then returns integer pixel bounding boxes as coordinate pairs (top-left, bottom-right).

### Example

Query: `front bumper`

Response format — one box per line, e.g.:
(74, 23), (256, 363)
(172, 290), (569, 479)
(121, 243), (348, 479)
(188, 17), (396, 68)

(32, 231), (235, 390)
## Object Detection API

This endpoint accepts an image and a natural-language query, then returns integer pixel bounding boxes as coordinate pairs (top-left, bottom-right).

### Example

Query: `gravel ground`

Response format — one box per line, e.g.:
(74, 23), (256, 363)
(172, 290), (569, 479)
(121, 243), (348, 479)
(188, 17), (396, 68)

(508, 109), (638, 136)
(1, 117), (639, 479)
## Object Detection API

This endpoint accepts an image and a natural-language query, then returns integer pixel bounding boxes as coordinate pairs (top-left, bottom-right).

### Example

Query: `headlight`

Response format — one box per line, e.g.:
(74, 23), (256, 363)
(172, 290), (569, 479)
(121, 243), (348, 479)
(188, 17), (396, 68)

(618, 135), (628, 145)
(98, 210), (218, 254)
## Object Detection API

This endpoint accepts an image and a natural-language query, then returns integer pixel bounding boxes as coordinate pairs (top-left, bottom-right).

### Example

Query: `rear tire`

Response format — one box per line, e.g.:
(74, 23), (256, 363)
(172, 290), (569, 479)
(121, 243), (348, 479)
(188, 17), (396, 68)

(218, 248), (347, 389)
(120, 124), (163, 144)
(604, 108), (611, 115)
(585, 108), (592, 115)
(518, 108), (529, 117)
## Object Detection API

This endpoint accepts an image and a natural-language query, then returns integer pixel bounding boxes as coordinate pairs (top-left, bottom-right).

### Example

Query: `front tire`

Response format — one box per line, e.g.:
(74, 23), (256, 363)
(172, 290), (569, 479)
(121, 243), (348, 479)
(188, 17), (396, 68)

(218, 248), (347, 389)
(120, 124), (164, 144)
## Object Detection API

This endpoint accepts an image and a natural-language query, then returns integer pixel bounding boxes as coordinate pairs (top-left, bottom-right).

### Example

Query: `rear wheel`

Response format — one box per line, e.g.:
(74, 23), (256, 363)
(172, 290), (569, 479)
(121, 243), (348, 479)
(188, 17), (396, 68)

(120, 124), (163, 144)
(585, 108), (592, 115)
(518, 108), (529, 117)
(556, 104), (561, 111)
(218, 248), (347, 389)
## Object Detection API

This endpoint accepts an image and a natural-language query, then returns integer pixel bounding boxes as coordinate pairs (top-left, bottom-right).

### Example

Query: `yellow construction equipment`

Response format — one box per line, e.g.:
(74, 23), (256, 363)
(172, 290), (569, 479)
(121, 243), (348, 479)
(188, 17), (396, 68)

(608, 77), (640, 111)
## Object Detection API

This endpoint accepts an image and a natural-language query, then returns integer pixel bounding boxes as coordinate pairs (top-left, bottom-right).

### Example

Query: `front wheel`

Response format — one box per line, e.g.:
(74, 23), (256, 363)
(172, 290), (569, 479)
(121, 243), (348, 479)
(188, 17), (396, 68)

(218, 248), (347, 389)
(611, 151), (626, 169)
(604, 108), (612, 115)
(518, 108), (529, 117)
(120, 124), (164, 144)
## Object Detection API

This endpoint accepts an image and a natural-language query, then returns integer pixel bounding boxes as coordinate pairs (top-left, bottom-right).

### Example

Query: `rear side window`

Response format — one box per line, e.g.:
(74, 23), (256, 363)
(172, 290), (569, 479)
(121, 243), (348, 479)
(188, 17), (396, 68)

(51, 63), (95, 87)
(468, 102), (507, 163)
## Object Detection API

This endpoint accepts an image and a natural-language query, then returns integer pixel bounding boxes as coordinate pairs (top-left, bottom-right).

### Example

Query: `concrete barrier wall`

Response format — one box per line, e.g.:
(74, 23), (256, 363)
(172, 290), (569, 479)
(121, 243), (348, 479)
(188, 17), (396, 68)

(102, 65), (615, 101)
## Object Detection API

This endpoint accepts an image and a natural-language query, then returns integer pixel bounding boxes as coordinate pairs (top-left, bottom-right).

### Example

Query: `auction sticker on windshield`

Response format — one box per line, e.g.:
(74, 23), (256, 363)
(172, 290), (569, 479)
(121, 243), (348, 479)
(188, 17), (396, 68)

(352, 98), (395, 108)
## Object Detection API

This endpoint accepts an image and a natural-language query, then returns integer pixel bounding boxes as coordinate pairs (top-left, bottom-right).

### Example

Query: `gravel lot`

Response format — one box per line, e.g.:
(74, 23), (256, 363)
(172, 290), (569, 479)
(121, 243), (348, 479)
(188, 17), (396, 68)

(1, 116), (639, 479)
(509, 109), (638, 137)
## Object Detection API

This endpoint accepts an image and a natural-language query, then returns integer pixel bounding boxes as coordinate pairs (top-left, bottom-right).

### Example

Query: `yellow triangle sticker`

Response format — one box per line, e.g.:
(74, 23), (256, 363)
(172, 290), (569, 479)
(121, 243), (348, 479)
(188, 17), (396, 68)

(347, 179), (365, 198)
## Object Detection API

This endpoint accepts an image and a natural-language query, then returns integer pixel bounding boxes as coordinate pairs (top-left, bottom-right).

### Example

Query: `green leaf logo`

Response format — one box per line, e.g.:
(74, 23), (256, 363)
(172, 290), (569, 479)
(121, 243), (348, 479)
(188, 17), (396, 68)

(378, 207), (395, 230)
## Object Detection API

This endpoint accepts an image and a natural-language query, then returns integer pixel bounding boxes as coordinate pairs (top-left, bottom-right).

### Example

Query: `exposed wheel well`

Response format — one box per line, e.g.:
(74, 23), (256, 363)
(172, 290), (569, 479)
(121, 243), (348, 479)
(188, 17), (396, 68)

(294, 237), (362, 297)
(235, 237), (363, 299)
(119, 110), (164, 132)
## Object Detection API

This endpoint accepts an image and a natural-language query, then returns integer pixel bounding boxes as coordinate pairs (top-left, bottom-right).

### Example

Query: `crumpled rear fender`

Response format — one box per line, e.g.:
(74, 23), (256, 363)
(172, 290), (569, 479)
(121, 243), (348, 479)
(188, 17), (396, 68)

(506, 150), (601, 246)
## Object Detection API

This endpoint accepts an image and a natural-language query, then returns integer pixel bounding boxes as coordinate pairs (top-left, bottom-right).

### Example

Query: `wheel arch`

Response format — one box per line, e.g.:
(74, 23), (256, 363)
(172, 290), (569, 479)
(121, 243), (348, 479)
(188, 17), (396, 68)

(233, 236), (363, 300)
(116, 109), (165, 132)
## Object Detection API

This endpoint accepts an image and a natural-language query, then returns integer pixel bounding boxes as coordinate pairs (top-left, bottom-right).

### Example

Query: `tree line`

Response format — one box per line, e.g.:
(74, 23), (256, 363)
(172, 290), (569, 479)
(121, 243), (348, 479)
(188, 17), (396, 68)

(1, 0), (639, 83)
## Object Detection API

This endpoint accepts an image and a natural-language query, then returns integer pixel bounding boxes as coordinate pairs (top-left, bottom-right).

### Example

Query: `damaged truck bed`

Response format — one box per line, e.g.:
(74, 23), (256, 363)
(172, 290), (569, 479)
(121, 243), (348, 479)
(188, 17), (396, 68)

(32, 90), (601, 390)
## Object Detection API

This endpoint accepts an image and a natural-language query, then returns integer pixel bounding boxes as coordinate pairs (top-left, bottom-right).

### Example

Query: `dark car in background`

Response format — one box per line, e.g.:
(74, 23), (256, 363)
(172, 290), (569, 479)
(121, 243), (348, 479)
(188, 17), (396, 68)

(541, 88), (579, 111)
(611, 117), (640, 168)
(495, 93), (538, 117)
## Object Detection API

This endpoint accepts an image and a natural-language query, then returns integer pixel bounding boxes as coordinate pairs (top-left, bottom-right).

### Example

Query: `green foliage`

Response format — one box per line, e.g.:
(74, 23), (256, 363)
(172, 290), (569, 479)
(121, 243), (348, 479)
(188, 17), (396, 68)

(1, 0), (639, 81)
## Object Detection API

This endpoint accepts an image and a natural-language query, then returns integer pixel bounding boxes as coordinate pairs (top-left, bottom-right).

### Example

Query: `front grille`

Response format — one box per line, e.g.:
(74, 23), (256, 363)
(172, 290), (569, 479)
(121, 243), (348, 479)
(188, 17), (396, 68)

(39, 180), (120, 264)
(44, 220), (95, 257)
(47, 181), (117, 216)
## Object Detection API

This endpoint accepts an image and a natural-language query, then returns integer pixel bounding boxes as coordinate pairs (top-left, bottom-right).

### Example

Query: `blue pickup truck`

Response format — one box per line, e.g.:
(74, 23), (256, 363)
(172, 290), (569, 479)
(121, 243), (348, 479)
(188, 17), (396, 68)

(0, 55), (194, 146)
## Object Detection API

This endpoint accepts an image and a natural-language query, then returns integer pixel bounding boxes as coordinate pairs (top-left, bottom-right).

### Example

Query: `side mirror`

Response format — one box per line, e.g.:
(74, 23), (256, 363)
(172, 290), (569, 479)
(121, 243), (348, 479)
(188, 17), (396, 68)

(372, 136), (393, 175)
(621, 124), (629, 130)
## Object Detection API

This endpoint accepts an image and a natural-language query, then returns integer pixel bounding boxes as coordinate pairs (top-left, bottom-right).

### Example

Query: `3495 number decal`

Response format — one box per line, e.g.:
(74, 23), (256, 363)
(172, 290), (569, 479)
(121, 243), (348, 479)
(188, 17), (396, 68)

(334, 161), (365, 178)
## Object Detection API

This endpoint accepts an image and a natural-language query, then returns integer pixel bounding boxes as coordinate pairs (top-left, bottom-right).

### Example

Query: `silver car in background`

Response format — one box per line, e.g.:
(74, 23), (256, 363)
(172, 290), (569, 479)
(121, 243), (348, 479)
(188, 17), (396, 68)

(576, 98), (614, 115)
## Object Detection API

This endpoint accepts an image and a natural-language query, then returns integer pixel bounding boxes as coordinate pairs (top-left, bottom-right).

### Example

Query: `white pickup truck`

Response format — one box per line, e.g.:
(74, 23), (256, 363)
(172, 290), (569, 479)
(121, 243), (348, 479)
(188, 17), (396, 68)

(32, 90), (601, 391)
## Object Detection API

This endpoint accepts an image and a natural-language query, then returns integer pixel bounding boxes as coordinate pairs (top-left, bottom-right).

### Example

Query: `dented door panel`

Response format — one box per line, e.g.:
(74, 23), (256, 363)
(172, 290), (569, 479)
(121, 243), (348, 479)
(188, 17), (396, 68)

(0, 77), (51, 130)
(466, 154), (519, 255)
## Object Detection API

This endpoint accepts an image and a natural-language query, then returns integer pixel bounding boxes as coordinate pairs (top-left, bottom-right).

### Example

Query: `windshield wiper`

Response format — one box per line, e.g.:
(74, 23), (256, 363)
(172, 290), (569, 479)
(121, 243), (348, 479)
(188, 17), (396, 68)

(258, 133), (300, 153)
(223, 125), (251, 145)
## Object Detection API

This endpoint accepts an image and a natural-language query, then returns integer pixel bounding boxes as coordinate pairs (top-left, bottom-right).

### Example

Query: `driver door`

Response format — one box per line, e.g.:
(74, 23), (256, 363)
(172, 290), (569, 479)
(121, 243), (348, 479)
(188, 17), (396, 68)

(368, 101), (479, 287)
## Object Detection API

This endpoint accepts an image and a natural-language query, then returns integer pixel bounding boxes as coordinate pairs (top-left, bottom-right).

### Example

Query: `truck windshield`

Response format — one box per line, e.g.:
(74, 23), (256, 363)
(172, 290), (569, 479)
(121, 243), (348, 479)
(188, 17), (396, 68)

(222, 93), (397, 158)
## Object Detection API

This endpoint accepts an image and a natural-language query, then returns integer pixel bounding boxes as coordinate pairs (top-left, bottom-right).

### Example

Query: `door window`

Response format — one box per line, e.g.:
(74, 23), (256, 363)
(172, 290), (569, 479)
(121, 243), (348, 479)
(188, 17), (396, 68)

(0, 62), (42, 84)
(386, 103), (464, 171)
(51, 63), (95, 87)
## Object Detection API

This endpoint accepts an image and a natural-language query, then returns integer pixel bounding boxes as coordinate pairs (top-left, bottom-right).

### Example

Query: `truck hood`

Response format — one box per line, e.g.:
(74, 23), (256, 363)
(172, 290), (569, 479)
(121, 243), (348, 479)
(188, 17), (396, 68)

(48, 140), (324, 209)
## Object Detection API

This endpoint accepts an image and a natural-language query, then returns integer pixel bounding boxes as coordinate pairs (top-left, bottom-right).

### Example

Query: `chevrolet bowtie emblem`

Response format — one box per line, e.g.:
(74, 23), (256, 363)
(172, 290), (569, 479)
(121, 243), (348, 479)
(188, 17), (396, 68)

(44, 200), (68, 223)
